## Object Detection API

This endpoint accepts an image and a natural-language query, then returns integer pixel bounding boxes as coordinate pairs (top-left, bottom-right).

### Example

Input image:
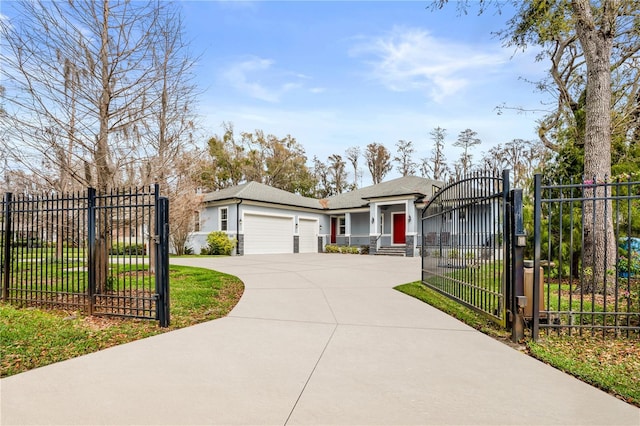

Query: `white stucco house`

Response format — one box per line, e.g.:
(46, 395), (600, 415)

(186, 176), (444, 257)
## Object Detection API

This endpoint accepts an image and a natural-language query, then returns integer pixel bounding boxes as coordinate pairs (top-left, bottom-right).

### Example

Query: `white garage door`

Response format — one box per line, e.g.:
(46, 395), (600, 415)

(243, 213), (294, 254)
(298, 218), (317, 253)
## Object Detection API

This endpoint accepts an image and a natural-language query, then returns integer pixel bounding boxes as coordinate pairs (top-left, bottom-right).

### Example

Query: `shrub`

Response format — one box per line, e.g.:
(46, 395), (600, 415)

(360, 245), (370, 255)
(202, 231), (236, 256)
(109, 242), (146, 255)
(341, 246), (359, 254)
(324, 244), (340, 253)
(618, 253), (640, 277)
(325, 244), (359, 254)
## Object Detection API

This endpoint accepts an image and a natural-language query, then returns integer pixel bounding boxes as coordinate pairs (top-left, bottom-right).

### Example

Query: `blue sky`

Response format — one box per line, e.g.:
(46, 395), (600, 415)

(1, 1), (551, 183)
(183, 1), (551, 181)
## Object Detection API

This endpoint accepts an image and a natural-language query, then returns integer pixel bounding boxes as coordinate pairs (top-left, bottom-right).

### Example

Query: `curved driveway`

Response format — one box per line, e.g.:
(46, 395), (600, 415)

(2, 254), (638, 425)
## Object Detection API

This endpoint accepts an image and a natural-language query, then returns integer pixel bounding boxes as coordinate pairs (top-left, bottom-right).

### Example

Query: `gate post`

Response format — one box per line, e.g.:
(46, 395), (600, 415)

(502, 169), (511, 325)
(510, 189), (527, 342)
(155, 196), (170, 327)
(86, 188), (96, 315)
(532, 174), (542, 341)
(3, 193), (12, 301)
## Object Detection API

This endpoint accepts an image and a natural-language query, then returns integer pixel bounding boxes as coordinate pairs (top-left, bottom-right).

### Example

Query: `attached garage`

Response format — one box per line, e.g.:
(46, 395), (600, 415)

(243, 213), (294, 254)
(298, 218), (318, 253)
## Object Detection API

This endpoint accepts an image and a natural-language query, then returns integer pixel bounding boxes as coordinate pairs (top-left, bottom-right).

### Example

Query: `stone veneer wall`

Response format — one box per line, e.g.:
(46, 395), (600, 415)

(405, 235), (415, 257)
(369, 236), (378, 255)
(236, 234), (244, 256)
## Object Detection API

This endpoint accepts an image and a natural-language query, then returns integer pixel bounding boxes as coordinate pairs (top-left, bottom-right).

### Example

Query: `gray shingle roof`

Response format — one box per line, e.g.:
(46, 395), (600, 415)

(203, 176), (443, 211)
(325, 176), (442, 209)
(203, 181), (324, 209)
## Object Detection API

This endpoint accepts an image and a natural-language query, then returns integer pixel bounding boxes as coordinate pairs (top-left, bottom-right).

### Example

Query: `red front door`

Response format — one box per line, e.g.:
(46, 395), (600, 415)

(392, 213), (406, 245)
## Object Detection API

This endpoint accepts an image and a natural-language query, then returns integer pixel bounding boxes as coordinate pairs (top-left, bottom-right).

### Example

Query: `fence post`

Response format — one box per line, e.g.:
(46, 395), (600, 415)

(510, 188), (526, 343)
(86, 188), (96, 315)
(502, 169), (511, 326)
(2, 193), (12, 301)
(156, 196), (170, 327)
(532, 174), (542, 341)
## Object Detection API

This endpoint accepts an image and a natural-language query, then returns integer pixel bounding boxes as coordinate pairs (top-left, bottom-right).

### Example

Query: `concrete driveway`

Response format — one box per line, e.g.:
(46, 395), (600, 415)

(1, 253), (638, 425)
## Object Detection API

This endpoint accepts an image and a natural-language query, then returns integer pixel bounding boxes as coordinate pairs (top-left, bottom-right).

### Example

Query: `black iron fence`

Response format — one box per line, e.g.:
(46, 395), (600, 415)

(1, 185), (170, 326)
(532, 175), (640, 339)
(421, 170), (511, 327)
(421, 170), (639, 341)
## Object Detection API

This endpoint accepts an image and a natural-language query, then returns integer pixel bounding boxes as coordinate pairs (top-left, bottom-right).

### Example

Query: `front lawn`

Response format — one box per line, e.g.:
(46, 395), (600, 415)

(0, 265), (243, 377)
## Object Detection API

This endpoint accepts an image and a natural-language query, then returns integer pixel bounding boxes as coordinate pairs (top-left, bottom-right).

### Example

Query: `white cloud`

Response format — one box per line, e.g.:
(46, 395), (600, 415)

(0, 13), (11, 29)
(221, 57), (279, 102)
(351, 26), (510, 102)
(221, 57), (315, 103)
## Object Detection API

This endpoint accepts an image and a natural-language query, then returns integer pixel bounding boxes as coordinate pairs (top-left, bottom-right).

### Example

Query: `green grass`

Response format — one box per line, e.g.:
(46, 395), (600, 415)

(395, 281), (509, 339)
(528, 336), (640, 406)
(422, 260), (505, 321)
(0, 264), (244, 377)
(396, 281), (640, 407)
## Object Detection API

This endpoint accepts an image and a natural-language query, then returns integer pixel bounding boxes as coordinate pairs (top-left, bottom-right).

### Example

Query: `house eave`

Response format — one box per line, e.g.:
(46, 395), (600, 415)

(327, 207), (370, 215)
(364, 193), (425, 202)
(205, 197), (325, 214)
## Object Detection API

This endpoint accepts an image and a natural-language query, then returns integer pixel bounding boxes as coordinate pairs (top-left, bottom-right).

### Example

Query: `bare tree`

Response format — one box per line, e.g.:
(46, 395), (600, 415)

(345, 146), (361, 189)
(312, 156), (331, 198)
(142, 5), (199, 188)
(327, 154), (348, 195)
(0, 0), (188, 193)
(421, 127), (449, 181)
(478, 144), (508, 177)
(364, 143), (392, 184)
(454, 129), (481, 176)
(478, 139), (549, 188)
(168, 151), (204, 256)
(1, 0), (198, 292)
(394, 140), (417, 176)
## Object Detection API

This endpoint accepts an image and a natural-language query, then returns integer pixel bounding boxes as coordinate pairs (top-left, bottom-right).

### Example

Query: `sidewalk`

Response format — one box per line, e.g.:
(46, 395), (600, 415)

(2, 254), (638, 425)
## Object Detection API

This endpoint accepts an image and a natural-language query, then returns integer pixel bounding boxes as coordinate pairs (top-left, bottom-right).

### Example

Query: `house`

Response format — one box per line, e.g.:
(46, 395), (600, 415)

(186, 176), (443, 257)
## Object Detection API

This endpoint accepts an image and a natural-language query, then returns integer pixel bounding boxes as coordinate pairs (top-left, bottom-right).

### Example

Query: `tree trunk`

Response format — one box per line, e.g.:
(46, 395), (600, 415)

(95, 0), (113, 294)
(572, 0), (617, 293)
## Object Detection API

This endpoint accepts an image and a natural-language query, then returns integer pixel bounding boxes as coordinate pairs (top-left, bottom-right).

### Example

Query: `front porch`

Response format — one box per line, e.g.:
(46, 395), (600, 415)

(327, 198), (422, 257)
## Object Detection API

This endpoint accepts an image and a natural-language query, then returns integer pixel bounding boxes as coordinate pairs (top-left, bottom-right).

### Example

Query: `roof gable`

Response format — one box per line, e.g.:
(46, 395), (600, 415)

(324, 176), (442, 209)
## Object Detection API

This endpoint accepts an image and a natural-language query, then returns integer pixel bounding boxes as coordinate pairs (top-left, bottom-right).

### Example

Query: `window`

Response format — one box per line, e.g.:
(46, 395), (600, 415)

(338, 217), (346, 235)
(380, 213), (385, 234)
(220, 207), (228, 231)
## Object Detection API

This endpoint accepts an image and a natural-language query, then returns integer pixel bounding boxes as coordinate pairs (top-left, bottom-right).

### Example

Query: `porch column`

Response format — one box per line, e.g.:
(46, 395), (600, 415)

(406, 200), (417, 257)
(345, 212), (351, 246)
(369, 203), (380, 255)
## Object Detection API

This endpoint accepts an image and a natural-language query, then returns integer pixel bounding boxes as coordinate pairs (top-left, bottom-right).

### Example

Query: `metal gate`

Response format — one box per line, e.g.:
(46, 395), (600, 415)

(421, 170), (525, 338)
(1, 185), (169, 326)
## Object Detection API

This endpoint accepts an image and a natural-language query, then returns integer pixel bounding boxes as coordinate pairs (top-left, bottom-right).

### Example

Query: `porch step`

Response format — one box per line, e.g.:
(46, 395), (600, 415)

(375, 246), (406, 257)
